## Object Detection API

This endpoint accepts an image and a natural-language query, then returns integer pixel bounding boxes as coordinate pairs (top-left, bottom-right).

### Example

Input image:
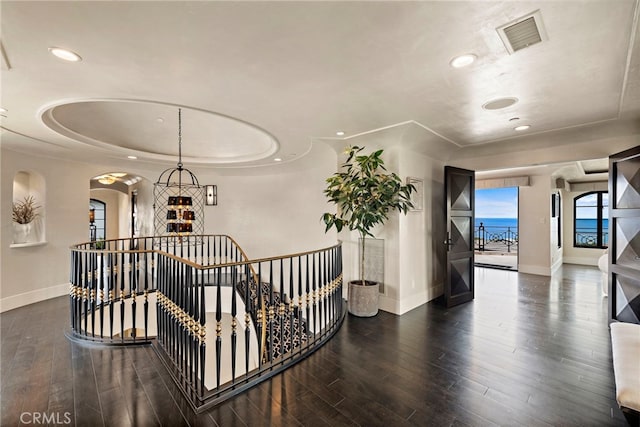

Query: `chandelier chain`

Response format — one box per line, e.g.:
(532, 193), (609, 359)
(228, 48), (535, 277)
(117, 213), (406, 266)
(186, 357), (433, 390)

(178, 108), (183, 169)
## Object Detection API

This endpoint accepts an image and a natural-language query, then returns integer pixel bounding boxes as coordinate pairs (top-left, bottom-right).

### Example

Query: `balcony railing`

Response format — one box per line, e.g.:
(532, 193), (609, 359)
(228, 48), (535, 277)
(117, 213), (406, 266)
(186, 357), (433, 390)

(575, 228), (609, 248)
(69, 235), (345, 412)
(474, 223), (518, 253)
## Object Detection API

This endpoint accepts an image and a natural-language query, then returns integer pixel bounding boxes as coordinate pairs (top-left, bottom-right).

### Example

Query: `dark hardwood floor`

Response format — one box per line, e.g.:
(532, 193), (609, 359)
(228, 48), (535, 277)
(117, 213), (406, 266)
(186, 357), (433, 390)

(1, 265), (628, 426)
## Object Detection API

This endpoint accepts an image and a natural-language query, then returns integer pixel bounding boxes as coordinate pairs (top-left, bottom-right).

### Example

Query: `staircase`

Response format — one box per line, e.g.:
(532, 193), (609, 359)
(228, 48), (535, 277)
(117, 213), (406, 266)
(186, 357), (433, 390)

(236, 279), (308, 360)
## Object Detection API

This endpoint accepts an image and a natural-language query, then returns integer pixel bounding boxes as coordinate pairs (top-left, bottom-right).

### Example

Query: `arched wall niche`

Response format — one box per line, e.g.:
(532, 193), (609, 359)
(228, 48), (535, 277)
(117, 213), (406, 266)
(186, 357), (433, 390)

(11, 170), (46, 246)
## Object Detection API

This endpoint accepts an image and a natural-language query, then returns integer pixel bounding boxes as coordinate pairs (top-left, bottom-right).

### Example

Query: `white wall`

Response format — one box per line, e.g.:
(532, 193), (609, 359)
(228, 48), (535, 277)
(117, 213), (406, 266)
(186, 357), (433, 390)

(1, 144), (338, 312)
(517, 175), (553, 275)
(198, 143), (338, 259)
(131, 179), (154, 238)
(395, 148), (446, 314)
(331, 144), (446, 315)
(1, 150), (93, 311)
(117, 191), (129, 238)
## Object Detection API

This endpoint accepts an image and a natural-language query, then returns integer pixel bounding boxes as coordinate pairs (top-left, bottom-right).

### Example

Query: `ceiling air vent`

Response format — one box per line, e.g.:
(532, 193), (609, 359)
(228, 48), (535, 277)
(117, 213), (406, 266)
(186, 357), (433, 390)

(497, 10), (548, 55)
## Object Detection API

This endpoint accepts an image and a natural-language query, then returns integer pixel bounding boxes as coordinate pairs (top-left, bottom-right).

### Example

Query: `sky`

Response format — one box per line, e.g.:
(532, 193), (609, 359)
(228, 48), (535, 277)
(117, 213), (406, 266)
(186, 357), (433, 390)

(575, 192), (608, 219)
(475, 187), (518, 218)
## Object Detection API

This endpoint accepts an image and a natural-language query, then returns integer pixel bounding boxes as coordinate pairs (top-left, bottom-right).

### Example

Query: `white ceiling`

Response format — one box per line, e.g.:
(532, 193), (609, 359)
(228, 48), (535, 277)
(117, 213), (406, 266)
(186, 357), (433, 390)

(1, 1), (639, 174)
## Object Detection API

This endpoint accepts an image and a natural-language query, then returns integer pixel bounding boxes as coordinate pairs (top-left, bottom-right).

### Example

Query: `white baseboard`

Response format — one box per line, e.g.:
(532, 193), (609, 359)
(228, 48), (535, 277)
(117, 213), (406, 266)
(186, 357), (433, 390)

(0, 283), (69, 313)
(398, 289), (429, 314)
(380, 282), (443, 316)
(378, 295), (400, 315)
(562, 257), (599, 267)
(518, 264), (551, 276)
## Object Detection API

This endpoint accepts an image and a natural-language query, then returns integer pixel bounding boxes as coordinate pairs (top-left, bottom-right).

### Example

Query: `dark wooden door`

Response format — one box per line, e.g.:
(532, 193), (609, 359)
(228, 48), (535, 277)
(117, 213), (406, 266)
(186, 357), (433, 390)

(444, 166), (475, 308)
(609, 145), (640, 324)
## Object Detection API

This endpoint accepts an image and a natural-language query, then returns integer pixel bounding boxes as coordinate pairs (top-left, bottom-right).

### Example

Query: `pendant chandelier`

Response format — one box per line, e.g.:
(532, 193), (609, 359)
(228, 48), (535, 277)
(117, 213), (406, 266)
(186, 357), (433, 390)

(153, 108), (204, 237)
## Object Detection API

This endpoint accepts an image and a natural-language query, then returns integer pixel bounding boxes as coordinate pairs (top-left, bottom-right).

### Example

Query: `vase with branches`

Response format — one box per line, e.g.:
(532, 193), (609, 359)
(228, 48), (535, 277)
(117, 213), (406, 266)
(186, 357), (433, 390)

(12, 195), (40, 224)
(322, 146), (415, 315)
(12, 195), (40, 244)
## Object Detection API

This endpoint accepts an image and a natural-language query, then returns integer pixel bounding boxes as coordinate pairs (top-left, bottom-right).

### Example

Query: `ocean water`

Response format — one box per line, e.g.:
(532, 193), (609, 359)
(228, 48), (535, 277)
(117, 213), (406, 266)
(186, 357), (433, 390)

(575, 218), (608, 231)
(475, 218), (517, 232)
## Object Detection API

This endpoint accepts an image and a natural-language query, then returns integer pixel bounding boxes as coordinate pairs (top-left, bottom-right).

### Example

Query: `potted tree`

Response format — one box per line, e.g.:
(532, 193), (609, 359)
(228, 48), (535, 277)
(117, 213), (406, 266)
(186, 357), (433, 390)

(322, 146), (415, 316)
(12, 195), (40, 243)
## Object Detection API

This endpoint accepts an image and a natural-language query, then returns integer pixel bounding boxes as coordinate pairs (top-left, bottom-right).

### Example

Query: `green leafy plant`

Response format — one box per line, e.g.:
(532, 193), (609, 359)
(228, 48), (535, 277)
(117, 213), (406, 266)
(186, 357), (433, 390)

(322, 146), (415, 286)
(12, 195), (40, 224)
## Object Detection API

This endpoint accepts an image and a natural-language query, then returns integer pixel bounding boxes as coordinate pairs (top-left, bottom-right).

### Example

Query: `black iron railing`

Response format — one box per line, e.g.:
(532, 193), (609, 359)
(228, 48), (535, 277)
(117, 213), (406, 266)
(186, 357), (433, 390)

(474, 223), (518, 253)
(69, 235), (345, 412)
(68, 235), (247, 343)
(575, 228), (609, 248)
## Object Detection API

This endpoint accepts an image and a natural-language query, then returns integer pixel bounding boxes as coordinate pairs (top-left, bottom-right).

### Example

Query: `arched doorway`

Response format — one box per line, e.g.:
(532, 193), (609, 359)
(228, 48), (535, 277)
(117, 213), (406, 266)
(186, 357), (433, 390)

(89, 172), (153, 241)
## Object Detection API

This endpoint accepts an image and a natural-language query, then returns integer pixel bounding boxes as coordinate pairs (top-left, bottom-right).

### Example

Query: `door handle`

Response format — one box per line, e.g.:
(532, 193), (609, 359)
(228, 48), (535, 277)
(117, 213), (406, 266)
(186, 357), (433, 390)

(444, 233), (453, 250)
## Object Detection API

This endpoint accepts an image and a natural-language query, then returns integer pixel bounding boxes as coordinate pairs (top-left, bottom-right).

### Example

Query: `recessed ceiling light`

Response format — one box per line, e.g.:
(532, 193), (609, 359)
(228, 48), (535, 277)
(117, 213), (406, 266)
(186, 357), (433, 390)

(97, 175), (116, 185)
(155, 117), (164, 123)
(274, 158), (282, 162)
(0, 107), (7, 113)
(514, 124), (531, 131)
(450, 54), (477, 68)
(336, 131), (345, 136)
(48, 47), (82, 62)
(482, 97), (518, 110)
(127, 155), (137, 160)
